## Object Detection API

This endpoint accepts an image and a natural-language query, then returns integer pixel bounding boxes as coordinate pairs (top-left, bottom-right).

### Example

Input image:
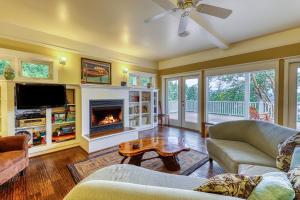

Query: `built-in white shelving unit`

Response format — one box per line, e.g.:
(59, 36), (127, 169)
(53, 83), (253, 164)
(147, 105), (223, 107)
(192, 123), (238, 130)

(129, 88), (158, 130)
(11, 85), (81, 157)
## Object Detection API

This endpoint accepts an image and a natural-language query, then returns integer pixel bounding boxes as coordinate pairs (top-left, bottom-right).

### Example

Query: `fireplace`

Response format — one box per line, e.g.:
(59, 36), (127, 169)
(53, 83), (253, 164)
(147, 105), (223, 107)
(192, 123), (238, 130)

(90, 100), (124, 134)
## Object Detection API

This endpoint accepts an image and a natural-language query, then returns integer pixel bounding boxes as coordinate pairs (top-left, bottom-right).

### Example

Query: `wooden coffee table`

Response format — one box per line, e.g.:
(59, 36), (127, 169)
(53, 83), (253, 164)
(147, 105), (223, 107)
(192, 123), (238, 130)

(119, 137), (190, 171)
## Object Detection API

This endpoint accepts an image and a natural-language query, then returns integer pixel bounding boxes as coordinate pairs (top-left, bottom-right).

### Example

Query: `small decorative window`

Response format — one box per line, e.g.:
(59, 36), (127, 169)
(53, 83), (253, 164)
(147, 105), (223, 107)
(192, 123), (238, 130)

(129, 75), (138, 86)
(140, 76), (152, 87)
(0, 59), (12, 76)
(128, 72), (155, 88)
(20, 60), (52, 79)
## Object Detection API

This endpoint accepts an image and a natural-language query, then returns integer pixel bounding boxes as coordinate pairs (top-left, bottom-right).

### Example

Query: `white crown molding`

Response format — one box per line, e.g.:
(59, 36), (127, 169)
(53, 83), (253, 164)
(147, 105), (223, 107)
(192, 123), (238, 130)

(159, 27), (300, 69)
(0, 22), (158, 69)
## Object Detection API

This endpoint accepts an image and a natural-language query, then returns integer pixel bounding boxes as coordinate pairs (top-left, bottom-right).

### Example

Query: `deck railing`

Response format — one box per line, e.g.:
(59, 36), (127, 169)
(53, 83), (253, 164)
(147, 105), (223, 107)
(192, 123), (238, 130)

(207, 101), (274, 119)
(167, 100), (274, 119)
(167, 100), (198, 113)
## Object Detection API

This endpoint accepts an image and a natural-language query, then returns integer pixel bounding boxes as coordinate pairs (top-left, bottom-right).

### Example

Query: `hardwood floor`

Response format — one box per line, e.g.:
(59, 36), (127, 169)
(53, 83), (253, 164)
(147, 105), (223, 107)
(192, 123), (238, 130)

(0, 126), (224, 200)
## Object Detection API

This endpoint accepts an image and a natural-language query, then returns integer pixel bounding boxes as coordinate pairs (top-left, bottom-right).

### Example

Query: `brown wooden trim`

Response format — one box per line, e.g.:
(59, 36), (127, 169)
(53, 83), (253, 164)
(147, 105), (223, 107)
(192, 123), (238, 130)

(277, 59), (285, 125)
(200, 71), (205, 125)
(159, 43), (300, 126)
(159, 42), (300, 75)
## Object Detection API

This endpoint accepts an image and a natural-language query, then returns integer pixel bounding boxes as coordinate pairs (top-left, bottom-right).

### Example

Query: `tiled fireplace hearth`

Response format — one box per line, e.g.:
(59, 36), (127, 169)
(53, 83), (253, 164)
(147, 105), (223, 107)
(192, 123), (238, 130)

(90, 99), (124, 135)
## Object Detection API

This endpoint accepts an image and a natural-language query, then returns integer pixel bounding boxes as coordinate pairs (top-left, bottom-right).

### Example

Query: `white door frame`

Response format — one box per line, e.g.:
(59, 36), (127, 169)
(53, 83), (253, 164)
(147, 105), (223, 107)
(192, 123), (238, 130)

(162, 71), (201, 130)
(283, 57), (300, 128)
(165, 77), (182, 127)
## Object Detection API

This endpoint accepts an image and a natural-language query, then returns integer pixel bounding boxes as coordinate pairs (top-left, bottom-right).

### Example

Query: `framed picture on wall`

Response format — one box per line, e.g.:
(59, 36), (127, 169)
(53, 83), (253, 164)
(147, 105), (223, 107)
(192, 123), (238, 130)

(81, 58), (111, 84)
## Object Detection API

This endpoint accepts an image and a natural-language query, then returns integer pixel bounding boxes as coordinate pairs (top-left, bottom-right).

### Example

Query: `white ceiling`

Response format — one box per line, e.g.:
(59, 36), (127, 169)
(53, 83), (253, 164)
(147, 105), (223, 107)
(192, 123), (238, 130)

(1, 0), (300, 62)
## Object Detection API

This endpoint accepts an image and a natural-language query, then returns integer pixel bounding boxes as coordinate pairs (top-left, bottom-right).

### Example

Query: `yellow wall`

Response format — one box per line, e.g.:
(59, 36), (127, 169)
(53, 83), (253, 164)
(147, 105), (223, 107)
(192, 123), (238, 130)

(0, 37), (158, 86)
(0, 37), (158, 137)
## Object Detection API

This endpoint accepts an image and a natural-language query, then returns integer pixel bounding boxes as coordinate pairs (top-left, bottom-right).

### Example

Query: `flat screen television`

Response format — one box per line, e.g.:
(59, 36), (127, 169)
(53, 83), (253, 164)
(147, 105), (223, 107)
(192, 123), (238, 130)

(16, 83), (67, 109)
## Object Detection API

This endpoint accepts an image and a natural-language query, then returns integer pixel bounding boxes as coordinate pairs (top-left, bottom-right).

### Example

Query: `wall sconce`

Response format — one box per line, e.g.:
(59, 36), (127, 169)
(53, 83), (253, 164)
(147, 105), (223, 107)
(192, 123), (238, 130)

(59, 57), (67, 65)
(122, 67), (128, 74)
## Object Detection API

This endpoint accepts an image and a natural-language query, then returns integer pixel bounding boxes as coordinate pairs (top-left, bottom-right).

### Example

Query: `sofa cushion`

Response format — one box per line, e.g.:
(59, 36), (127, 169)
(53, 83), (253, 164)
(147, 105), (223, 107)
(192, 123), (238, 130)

(276, 133), (300, 172)
(287, 167), (300, 200)
(207, 139), (275, 173)
(82, 164), (207, 190)
(248, 172), (295, 200)
(0, 151), (25, 172)
(238, 164), (281, 176)
(65, 180), (244, 200)
(195, 173), (262, 199)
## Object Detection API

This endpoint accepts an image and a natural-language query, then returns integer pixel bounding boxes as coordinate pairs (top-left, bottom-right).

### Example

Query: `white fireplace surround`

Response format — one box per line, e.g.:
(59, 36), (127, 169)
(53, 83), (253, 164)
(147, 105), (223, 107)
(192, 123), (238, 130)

(80, 85), (138, 153)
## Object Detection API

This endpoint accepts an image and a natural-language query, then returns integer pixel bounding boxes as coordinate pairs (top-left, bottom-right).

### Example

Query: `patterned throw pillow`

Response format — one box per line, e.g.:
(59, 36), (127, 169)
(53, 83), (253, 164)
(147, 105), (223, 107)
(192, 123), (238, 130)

(195, 173), (262, 199)
(276, 133), (300, 172)
(288, 167), (300, 200)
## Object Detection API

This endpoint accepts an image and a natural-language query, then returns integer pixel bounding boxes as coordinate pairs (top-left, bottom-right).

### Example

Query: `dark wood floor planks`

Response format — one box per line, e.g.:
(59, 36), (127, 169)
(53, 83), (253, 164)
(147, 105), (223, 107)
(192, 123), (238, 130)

(0, 126), (224, 200)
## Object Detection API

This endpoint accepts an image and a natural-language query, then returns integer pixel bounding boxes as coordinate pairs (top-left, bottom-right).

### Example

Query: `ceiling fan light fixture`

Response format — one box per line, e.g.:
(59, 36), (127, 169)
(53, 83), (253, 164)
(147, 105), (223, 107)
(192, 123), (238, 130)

(178, 0), (194, 9)
(178, 31), (190, 37)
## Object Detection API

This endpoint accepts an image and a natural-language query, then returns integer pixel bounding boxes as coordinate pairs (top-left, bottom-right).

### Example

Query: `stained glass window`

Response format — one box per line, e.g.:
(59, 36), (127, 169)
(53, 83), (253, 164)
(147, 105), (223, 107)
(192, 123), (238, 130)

(21, 61), (50, 79)
(0, 59), (11, 75)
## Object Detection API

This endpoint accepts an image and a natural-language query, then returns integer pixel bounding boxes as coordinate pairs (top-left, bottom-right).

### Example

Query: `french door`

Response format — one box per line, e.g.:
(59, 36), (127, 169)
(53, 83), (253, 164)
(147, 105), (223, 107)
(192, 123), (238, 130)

(166, 75), (200, 130)
(288, 63), (300, 129)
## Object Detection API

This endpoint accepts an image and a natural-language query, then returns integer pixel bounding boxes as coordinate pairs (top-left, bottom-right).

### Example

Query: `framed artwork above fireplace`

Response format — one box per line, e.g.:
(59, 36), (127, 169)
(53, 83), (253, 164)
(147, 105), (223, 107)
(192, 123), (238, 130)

(81, 58), (111, 85)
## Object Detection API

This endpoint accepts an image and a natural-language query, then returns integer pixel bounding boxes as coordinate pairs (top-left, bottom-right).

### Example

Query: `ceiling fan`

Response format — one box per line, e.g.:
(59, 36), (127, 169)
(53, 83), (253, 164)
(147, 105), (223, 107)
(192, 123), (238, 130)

(145, 0), (232, 37)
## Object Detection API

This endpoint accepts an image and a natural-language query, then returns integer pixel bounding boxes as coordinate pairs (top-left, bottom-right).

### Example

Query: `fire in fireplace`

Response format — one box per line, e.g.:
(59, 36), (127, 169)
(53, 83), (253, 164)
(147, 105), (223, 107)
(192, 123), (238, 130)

(99, 114), (121, 125)
(90, 100), (124, 134)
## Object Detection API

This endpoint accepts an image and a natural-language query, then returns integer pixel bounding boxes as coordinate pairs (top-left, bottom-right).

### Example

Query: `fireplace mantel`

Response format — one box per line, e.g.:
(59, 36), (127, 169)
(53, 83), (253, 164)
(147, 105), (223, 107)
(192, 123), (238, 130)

(81, 84), (131, 89)
(80, 86), (138, 153)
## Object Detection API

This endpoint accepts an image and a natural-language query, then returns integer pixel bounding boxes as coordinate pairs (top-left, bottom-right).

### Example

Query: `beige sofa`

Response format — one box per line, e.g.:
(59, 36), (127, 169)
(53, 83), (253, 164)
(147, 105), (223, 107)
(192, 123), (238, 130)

(207, 120), (298, 173)
(65, 120), (299, 200)
(65, 164), (242, 200)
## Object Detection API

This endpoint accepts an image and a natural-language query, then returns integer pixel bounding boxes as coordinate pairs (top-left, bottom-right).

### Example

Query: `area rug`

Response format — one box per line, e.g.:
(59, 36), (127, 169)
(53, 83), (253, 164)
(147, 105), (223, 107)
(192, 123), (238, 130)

(68, 146), (208, 183)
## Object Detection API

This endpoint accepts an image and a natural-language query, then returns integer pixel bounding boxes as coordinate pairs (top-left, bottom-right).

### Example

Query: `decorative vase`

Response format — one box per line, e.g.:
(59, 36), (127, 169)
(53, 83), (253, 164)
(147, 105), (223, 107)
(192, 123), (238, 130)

(4, 65), (15, 80)
(121, 81), (127, 86)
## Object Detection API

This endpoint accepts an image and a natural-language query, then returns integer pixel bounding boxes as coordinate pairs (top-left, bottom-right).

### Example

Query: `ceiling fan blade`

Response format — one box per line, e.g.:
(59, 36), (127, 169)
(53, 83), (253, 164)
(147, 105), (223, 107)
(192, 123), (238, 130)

(193, 0), (202, 7)
(152, 0), (177, 10)
(145, 9), (178, 23)
(178, 12), (190, 37)
(196, 4), (232, 19)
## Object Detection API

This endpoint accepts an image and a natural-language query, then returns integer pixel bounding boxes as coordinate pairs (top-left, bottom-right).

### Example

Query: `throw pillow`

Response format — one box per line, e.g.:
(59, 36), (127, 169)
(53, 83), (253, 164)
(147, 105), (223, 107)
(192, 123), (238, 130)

(276, 133), (300, 172)
(248, 172), (295, 200)
(195, 173), (262, 199)
(288, 167), (300, 200)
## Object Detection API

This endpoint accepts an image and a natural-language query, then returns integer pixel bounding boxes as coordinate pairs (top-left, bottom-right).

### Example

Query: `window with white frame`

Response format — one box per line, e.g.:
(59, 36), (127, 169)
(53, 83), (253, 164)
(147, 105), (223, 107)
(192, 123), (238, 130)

(128, 72), (155, 88)
(205, 62), (278, 124)
(0, 48), (57, 82)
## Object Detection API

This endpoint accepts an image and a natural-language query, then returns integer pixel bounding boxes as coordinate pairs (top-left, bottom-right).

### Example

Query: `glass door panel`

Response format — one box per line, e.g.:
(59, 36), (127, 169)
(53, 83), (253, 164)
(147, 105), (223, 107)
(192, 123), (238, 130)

(288, 63), (300, 130)
(166, 78), (181, 126)
(297, 68), (300, 130)
(141, 91), (151, 126)
(182, 76), (199, 130)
